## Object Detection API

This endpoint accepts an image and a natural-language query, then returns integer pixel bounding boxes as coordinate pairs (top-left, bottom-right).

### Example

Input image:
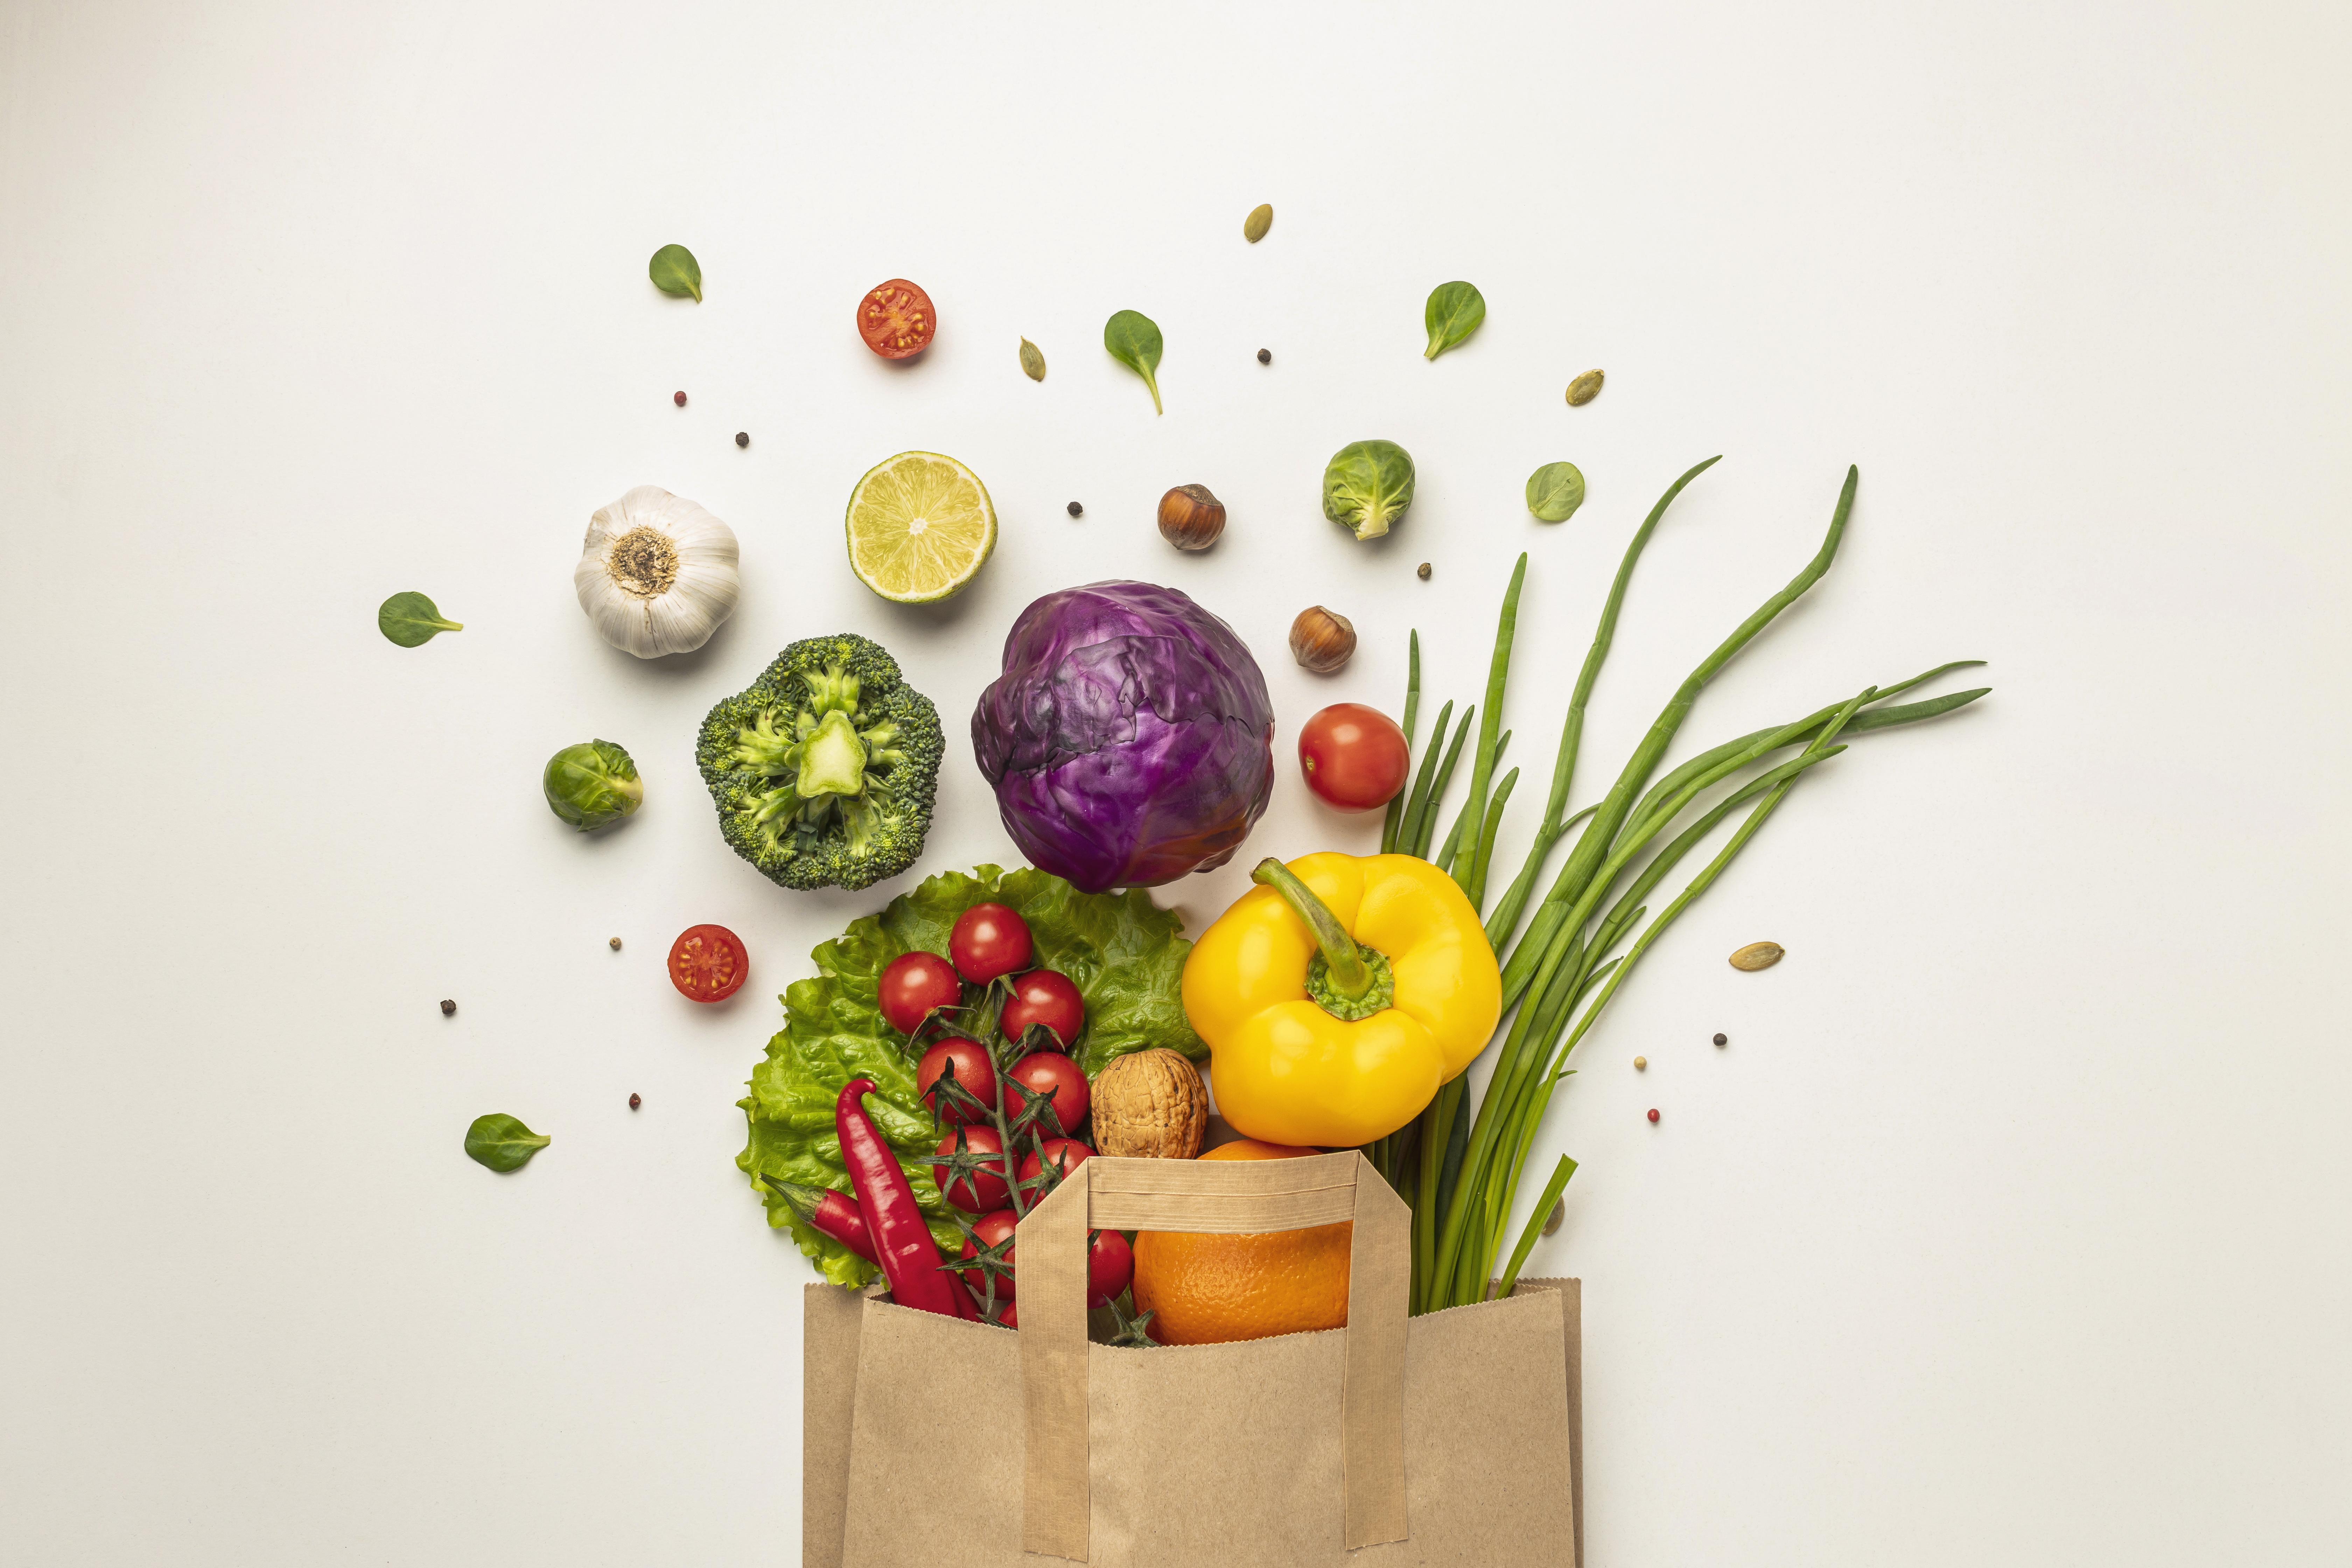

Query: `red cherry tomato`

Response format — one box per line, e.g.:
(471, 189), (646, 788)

(996, 1300), (1018, 1329)
(878, 950), (963, 1035)
(1000, 968), (1085, 1050)
(916, 1036), (999, 1126)
(856, 278), (936, 359)
(1018, 1138), (1095, 1190)
(950, 903), (1033, 983)
(958, 1208), (1019, 1301)
(1007, 1052), (1090, 1136)
(1297, 703), (1412, 812)
(1087, 1228), (1133, 1309)
(933, 1126), (1010, 1212)
(667, 924), (748, 1002)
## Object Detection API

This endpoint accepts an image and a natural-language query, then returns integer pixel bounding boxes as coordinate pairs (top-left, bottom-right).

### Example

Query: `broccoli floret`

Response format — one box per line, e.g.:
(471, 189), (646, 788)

(695, 634), (944, 891)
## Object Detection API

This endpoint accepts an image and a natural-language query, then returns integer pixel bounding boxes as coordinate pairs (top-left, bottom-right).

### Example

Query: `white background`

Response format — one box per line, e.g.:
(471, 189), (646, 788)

(4, 1), (2347, 1562)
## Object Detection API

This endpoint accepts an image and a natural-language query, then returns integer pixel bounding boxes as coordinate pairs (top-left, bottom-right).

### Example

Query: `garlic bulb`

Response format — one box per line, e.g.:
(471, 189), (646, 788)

(575, 486), (740, 658)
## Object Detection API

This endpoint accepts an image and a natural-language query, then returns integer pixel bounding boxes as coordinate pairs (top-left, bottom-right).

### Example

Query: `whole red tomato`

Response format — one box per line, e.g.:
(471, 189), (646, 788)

(856, 278), (936, 359)
(933, 1126), (1010, 1212)
(958, 1208), (1018, 1301)
(1087, 1228), (1133, 1309)
(950, 903), (1033, 983)
(667, 924), (748, 1002)
(1007, 1052), (1089, 1136)
(1000, 968), (1085, 1050)
(916, 1036), (998, 1125)
(1297, 703), (1411, 812)
(1018, 1138), (1095, 1191)
(878, 950), (962, 1035)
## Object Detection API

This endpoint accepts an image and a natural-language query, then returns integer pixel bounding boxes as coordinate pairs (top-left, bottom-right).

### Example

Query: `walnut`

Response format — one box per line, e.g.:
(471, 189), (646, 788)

(1090, 1049), (1208, 1160)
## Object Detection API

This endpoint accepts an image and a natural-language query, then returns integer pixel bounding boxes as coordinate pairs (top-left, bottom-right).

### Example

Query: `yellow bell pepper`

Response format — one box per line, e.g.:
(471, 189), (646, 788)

(1182, 853), (1501, 1147)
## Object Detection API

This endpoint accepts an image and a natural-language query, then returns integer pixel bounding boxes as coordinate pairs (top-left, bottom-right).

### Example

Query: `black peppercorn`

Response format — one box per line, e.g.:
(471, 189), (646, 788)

(1257, 348), (1271, 365)
(1416, 562), (1432, 580)
(1066, 501), (1083, 518)
(629, 1093), (642, 1110)
(734, 431), (749, 448)
(440, 999), (456, 1016)
(1713, 1032), (1727, 1046)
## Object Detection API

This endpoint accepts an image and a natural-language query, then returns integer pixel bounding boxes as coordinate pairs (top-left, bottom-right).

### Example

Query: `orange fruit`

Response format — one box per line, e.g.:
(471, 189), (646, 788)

(1129, 1140), (1352, 1345)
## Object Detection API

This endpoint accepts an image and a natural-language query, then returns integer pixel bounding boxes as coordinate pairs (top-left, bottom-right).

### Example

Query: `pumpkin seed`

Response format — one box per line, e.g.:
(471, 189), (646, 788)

(1729, 940), (1784, 971)
(1542, 1198), (1566, 1237)
(1243, 203), (1273, 243)
(1566, 369), (1604, 406)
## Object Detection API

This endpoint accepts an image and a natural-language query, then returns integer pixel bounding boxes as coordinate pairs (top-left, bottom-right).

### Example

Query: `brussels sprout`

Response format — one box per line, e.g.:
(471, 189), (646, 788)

(1321, 439), (1417, 542)
(543, 740), (643, 832)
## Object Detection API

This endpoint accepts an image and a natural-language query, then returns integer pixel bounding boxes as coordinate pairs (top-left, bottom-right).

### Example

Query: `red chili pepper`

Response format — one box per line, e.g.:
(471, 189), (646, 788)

(760, 1175), (878, 1264)
(835, 1078), (963, 1317)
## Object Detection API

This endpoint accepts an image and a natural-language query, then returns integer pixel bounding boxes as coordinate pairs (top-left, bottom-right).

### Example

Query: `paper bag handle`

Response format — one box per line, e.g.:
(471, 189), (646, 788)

(1017, 1150), (1410, 1561)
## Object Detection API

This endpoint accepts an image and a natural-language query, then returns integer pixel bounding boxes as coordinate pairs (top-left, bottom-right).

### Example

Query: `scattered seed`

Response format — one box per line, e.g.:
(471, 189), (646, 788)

(440, 999), (456, 1016)
(1712, 1032), (1727, 1046)
(1542, 1197), (1566, 1237)
(1066, 501), (1083, 518)
(673, 390), (686, 407)
(734, 431), (749, 449)
(1633, 1055), (1647, 1070)
(1646, 1108), (1660, 1124)
(1416, 562), (1432, 580)
(629, 1093), (642, 1110)
(1729, 941), (1784, 972)
(1242, 203), (1273, 244)
(1566, 369), (1605, 406)
(609, 937), (623, 950)
(1019, 337), (1046, 382)
(1257, 348), (1272, 365)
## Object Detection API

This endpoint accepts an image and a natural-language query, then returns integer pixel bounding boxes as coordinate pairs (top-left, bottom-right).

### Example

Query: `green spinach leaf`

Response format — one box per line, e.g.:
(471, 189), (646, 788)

(649, 244), (703, 302)
(1102, 309), (1165, 413)
(736, 864), (1203, 1285)
(378, 592), (462, 647)
(465, 1114), (550, 1172)
(1525, 461), (1587, 523)
(1422, 280), (1486, 359)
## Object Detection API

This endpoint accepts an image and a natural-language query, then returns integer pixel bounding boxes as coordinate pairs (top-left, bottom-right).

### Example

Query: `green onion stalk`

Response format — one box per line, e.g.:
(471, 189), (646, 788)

(1368, 460), (1988, 1313)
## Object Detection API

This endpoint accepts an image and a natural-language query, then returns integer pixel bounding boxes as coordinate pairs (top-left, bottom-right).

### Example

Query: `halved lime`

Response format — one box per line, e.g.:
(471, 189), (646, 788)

(845, 451), (997, 603)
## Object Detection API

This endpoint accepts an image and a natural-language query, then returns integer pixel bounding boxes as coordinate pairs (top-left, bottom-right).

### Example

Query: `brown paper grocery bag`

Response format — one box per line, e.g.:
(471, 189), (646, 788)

(811, 1152), (1581, 1568)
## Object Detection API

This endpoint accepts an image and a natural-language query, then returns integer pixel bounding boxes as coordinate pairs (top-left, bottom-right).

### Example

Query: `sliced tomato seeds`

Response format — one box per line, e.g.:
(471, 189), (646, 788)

(858, 278), (936, 359)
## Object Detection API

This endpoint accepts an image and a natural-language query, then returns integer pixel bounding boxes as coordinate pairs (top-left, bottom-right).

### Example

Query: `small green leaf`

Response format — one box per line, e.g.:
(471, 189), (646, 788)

(465, 1114), (551, 1173)
(378, 591), (462, 648)
(1422, 281), (1486, 359)
(1103, 309), (1164, 414)
(1525, 462), (1587, 523)
(1242, 203), (1273, 244)
(1019, 337), (1046, 382)
(649, 244), (702, 302)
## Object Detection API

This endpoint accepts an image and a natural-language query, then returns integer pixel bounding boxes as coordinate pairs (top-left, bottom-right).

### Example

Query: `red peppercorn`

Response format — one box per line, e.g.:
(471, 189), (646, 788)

(1646, 1108), (1660, 1124)
(629, 1093), (642, 1110)
(673, 390), (687, 406)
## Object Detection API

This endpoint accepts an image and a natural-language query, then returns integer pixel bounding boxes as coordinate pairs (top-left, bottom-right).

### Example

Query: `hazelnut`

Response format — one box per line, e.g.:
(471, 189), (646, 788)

(1090, 1049), (1208, 1159)
(1289, 606), (1357, 674)
(1157, 483), (1226, 550)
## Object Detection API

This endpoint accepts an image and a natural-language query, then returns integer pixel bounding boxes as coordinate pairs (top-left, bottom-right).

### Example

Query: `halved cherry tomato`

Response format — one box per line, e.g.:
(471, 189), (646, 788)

(958, 1208), (1018, 1301)
(1298, 702), (1412, 812)
(1000, 968), (1085, 1050)
(1088, 1228), (1133, 1309)
(1018, 1138), (1094, 1191)
(668, 924), (748, 1002)
(1007, 1052), (1089, 1136)
(856, 278), (936, 359)
(916, 1036), (998, 1126)
(950, 903), (1032, 983)
(934, 1126), (1010, 1212)
(880, 950), (963, 1035)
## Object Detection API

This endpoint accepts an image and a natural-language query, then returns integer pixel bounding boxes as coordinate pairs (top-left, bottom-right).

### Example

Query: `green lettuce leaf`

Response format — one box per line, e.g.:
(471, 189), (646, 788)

(735, 864), (1205, 1285)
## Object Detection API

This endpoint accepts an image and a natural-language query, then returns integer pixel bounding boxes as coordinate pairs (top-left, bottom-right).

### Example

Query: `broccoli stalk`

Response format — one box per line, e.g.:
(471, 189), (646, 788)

(696, 636), (944, 891)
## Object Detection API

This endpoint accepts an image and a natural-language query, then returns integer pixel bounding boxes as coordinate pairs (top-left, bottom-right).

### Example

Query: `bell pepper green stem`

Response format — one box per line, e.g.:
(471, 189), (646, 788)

(1250, 857), (1371, 999)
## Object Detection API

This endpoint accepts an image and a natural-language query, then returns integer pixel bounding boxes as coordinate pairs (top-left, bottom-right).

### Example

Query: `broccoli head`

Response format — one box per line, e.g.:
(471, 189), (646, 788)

(695, 634), (944, 891)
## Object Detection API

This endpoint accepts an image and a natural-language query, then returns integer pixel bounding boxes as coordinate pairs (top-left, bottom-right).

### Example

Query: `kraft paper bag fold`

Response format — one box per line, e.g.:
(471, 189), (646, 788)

(824, 1152), (1580, 1568)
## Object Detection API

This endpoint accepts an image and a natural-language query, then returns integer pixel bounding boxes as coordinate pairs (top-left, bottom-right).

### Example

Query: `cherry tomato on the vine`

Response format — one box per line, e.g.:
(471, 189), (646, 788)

(667, 924), (748, 1002)
(1007, 1052), (1090, 1136)
(934, 1126), (1011, 1212)
(856, 278), (936, 359)
(878, 949), (963, 1035)
(958, 1208), (1019, 1302)
(1000, 968), (1085, 1050)
(1087, 1228), (1133, 1309)
(995, 1301), (1018, 1329)
(916, 1036), (998, 1126)
(950, 903), (1033, 983)
(1298, 702), (1412, 812)
(1019, 1138), (1094, 1191)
